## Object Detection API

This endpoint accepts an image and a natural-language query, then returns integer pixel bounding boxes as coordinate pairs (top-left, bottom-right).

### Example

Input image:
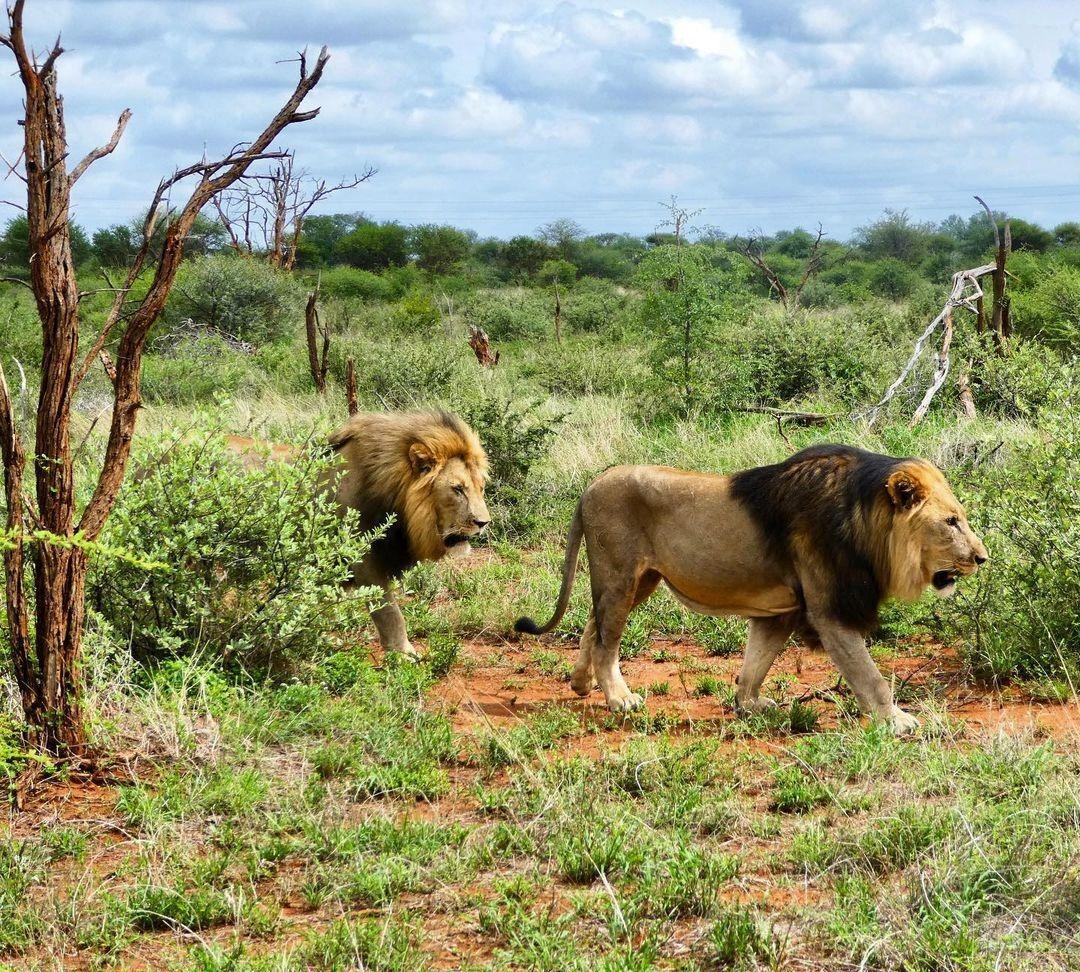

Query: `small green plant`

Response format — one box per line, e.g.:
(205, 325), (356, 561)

(707, 905), (781, 969)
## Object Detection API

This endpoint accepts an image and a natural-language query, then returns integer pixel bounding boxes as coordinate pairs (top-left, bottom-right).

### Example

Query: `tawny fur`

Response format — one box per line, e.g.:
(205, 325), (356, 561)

(328, 411), (488, 564)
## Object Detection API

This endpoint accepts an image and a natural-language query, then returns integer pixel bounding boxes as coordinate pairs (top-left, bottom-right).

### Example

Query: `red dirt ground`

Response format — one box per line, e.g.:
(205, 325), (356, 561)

(431, 635), (1079, 740)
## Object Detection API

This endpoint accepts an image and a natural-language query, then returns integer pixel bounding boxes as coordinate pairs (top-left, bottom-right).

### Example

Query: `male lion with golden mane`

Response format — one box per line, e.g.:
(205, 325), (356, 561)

(515, 445), (987, 734)
(327, 411), (490, 659)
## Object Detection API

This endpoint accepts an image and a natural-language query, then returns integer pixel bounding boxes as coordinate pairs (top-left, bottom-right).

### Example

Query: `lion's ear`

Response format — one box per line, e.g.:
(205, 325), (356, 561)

(886, 469), (929, 510)
(408, 443), (438, 475)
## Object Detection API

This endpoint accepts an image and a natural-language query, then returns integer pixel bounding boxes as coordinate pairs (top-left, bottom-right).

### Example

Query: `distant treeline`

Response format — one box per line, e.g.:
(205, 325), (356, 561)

(2, 208), (1079, 295)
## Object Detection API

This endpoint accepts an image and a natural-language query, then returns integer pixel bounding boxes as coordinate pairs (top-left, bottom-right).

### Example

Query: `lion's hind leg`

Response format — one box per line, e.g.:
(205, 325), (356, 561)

(735, 613), (798, 714)
(590, 570), (660, 714)
(570, 615), (597, 697)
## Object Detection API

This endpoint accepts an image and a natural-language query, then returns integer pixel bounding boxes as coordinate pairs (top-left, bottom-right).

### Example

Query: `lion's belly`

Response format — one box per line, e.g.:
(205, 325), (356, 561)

(664, 579), (800, 619)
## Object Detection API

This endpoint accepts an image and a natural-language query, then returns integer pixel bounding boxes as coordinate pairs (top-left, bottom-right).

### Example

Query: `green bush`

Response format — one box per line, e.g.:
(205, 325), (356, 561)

(141, 334), (254, 404)
(458, 395), (564, 537)
(317, 266), (399, 302)
(165, 254), (303, 345)
(332, 334), (475, 409)
(968, 340), (1073, 418)
(940, 403), (1080, 684)
(88, 435), (377, 672)
(1011, 263), (1080, 349)
(464, 288), (551, 341)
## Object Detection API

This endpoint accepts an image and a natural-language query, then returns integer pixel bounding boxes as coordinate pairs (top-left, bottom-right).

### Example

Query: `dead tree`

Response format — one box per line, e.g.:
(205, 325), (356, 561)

(213, 155), (373, 268)
(467, 324), (499, 368)
(861, 261), (996, 427)
(344, 357), (359, 416)
(974, 196), (1012, 349)
(553, 280), (563, 345)
(0, 0), (331, 757)
(304, 278), (330, 393)
(739, 225), (826, 311)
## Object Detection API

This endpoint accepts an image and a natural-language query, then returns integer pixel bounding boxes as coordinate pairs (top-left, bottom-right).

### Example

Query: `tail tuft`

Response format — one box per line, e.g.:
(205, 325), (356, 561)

(514, 616), (542, 635)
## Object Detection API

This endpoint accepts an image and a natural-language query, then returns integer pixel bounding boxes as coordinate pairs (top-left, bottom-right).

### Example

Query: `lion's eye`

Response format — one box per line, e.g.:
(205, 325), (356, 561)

(453, 484), (466, 496)
(945, 515), (959, 527)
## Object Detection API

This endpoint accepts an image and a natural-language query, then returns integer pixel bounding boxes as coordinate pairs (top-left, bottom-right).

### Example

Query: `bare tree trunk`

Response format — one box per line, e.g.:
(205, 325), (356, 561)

(553, 281), (562, 344)
(305, 280), (328, 394)
(345, 357), (359, 416)
(0, 1), (331, 757)
(467, 325), (498, 368)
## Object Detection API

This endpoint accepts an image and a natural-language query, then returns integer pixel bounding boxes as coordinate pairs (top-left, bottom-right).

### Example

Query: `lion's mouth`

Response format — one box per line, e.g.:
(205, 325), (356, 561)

(442, 532), (472, 549)
(932, 569), (959, 593)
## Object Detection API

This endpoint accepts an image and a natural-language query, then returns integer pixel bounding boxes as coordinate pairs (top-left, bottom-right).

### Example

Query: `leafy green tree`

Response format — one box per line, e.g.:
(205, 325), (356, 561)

(297, 212), (366, 267)
(538, 258), (577, 287)
(92, 224), (139, 267)
(637, 242), (726, 415)
(1053, 222), (1080, 249)
(410, 223), (472, 274)
(500, 235), (550, 278)
(853, 209), (932, 264)
(537, 218), (584, 260)
(334, 220), (409, 270)
(1, 214), (90, 268)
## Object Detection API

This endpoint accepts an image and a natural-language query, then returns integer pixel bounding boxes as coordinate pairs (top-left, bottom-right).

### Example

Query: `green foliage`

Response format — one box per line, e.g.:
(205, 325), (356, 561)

(317, 265), (401, 301)
(410, 223), (472, 274)
(636, 242), (733, 415)
(940, 405), (1080, 683)
(458, 395), (564, 536)
(334, 220), (410, 270)
(88, 435), (377, 671)
(165, 253), (303, 344)
(1011, 262), (1080, 349)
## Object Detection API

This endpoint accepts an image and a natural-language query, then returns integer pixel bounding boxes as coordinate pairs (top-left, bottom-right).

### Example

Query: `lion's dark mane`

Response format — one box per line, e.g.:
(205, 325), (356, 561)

(729, 445), (909, 633)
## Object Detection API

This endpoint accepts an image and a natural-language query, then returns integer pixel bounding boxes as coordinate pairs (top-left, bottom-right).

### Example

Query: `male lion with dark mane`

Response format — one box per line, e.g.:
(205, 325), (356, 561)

(515, 445), (987, 734)
(327, 411), (490, 659)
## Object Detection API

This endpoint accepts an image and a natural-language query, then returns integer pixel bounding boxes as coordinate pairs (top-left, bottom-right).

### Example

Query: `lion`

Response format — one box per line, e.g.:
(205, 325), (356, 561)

(326, 411), (490, 659)
(515, 445), (987, 734)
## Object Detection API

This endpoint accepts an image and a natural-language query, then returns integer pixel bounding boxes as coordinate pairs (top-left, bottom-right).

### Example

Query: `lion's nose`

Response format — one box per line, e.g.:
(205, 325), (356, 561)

(974, 553), (987, 565)
(474, 519), (489, 531)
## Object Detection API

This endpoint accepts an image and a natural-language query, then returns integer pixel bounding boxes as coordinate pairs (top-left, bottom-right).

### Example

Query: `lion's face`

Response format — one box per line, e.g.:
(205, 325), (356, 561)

(420, 453), (490, 557)
(887, 464), (988, 599)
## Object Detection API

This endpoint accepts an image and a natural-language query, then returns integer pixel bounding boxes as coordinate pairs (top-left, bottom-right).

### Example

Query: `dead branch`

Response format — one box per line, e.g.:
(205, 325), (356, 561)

(737, 405), (837, 426)
(216, 156), (375, 268)
(740, 232), (790, 309)
(304, 277), (329, 394)
(861, 262), (995, 427)
(69, 109), (131, 185)
(467, 324), (498, 368)
(345, 357), (359, 416)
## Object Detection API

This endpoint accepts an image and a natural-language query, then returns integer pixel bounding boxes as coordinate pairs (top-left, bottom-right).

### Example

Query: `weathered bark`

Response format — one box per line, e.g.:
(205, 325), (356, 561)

(467, 325), (499, 368)
(0, 0), (331, 756)
(553, 281), (563, 345)
(304, 282), (329, 393)
(345, 357), (359, 416)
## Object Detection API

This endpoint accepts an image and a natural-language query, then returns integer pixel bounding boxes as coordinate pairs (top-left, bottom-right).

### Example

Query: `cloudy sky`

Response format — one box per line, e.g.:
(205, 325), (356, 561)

(2, 0), (1079, 239)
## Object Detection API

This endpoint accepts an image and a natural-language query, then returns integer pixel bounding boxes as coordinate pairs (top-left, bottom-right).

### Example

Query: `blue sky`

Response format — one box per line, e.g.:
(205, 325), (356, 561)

(2, 0), (1079, 239)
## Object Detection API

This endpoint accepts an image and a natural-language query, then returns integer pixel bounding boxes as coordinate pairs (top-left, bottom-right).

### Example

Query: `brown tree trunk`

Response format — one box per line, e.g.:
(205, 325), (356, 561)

(553, 282), (562, 344)
(305, 283), (327, 393)
(0, 2), (331, 757)
(345, 357), (359, 416)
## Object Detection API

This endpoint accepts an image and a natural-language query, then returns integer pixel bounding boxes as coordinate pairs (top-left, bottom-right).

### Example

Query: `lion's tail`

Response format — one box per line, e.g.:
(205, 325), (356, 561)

(514, 499), (584, 636)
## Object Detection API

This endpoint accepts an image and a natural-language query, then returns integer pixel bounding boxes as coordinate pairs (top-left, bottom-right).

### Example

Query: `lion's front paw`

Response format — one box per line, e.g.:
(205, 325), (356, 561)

(735, 696), (778, 715)
(607, 691), (644, 714)
(388, 643), (421, 663)
(886, 708), (921, 736)
(569, 675), (594, 697)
